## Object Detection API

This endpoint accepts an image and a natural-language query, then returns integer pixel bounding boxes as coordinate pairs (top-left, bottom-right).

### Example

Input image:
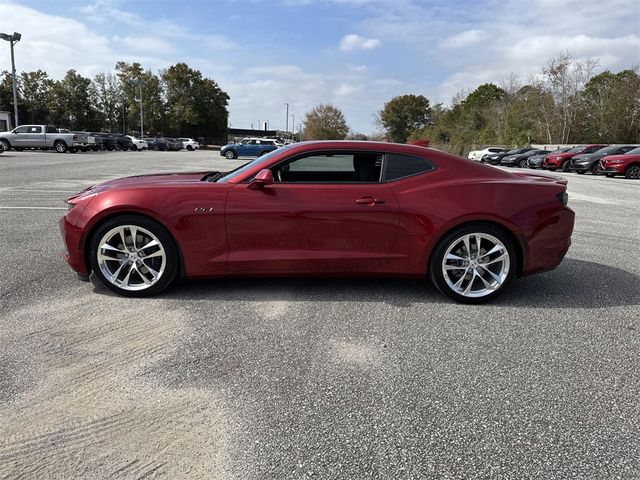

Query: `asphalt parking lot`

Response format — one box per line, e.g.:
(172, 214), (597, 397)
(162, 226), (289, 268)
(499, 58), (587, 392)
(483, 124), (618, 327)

(1, 149), (638, 479)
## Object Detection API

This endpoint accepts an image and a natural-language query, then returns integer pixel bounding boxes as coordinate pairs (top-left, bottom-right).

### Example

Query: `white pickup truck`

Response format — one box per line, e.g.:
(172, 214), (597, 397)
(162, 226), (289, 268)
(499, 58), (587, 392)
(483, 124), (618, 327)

(0, 125), (92, 153)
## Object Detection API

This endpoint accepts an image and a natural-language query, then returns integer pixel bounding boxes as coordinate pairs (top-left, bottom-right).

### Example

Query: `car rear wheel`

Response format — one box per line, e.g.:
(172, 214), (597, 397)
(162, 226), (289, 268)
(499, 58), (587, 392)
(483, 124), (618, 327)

(54, 140), (67, 153)
(625, 165), (640, 179)
(152, 145), (159, 151)
(89, 215), (179, 297)
(430, 224), (516, 304)
(518, 159), (527, 168)
(225, 150), (237, 159)
(576, 170), (585, 174)
(0, 139), (10, 151)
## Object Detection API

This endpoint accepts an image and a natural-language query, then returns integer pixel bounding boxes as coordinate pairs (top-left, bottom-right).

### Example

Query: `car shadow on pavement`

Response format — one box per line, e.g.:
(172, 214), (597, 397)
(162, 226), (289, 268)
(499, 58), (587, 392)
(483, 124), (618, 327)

(496, 258), (639, 309)
(89, 257), (638, 309)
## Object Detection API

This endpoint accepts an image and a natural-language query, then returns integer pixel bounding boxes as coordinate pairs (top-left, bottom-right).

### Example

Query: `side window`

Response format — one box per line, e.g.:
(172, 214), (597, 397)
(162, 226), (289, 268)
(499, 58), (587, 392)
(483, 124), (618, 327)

(489, 148), (501, 153)
(619, 146), (634, 154)
(249, 140), (258, 145)
(28, 126), (42, 133)
(584, 146), (601, 154)
(273, 152), (382, 183)
(383, 153), (435, 181)
(14, 126), (28, 134)
(46, 126), (57, 133)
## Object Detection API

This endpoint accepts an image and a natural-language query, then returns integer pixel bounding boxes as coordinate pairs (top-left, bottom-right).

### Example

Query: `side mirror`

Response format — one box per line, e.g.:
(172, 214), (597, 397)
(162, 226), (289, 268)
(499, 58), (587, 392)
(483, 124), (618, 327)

(248, 169), (274, 189)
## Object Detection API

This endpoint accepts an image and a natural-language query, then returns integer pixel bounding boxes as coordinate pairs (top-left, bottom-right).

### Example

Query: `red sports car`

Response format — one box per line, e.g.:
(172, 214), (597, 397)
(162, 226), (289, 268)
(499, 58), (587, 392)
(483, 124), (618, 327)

(60, 141), (575, 303)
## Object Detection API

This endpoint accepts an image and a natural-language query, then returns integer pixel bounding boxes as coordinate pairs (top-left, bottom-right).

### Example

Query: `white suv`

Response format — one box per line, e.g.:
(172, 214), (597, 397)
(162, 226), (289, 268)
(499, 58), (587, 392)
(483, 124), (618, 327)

(127, 136), (148, 151)
(468, 147), (506, 161)
(177, 137), (199, 151)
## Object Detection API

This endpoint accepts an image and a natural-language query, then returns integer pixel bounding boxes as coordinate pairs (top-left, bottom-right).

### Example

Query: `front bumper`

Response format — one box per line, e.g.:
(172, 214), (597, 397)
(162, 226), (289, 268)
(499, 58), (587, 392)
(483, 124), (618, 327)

(600, 165), (625, 174)
(59, 214), (89, 275)
(570, 162), (591, 172)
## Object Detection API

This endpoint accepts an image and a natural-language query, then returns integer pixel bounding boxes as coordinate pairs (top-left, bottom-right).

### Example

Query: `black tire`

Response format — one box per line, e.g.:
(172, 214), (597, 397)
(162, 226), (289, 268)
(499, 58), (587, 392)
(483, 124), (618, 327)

(54, 140), (67, 153)
(625, 164), (640, 179)
(89, 214), (180, 297)
(562, 160), (571, 172)
(518, 159), (527, 168)
(0, 139), (10, 151)
(115, 144), (122, 151)
(591, 163), (600, 175)
(429, 223), (517, 304)
(121, 146), (128, 152)
(187, 145), (193, 151)
(152, 144), (159, 151)
(224, 150), (237, 159)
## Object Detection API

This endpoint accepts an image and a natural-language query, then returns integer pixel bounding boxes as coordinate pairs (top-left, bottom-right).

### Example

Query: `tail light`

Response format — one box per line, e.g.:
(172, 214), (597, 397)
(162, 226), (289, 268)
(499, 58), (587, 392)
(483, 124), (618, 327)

(557, 190), (568, 206)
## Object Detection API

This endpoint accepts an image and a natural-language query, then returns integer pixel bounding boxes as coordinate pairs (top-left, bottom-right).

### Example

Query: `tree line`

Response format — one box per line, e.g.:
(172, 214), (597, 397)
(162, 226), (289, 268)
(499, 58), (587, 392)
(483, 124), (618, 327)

(301, 54), (640, 152)
(0, 62), (229, 139)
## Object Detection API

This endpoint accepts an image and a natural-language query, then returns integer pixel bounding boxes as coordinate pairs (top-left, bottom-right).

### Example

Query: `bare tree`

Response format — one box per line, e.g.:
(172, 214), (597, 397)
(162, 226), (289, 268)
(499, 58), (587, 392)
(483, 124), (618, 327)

(543, 52), (598, 143)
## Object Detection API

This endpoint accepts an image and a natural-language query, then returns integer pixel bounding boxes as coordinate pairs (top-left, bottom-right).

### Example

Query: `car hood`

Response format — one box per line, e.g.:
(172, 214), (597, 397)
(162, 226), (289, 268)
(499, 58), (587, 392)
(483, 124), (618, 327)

(573, 153), (601, 161)
(76, 172), (214, 196)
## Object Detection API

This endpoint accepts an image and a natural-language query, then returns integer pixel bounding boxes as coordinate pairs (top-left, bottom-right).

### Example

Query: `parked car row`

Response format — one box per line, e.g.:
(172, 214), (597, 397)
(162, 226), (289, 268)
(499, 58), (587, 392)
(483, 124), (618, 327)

(470, 144), (640, 179)
(0, 125), (200, 154)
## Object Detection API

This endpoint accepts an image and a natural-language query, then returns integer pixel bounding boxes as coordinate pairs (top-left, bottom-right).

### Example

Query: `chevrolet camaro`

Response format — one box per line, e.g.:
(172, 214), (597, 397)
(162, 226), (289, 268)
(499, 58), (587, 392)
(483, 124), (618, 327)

(60, 141), (575, 303)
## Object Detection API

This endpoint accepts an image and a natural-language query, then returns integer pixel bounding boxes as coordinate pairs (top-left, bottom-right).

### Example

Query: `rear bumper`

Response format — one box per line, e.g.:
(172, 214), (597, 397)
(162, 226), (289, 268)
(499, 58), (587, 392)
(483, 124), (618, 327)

(522, 207), (575, 276)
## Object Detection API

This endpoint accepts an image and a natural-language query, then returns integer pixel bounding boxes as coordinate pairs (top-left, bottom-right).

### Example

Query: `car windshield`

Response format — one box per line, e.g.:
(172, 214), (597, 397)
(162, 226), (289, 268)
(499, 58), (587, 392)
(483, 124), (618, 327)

(565, 146), (585, 153)
(218, 146), (292, 183)
(593, 145), (620, 154)
(626, 147), (640, 155)
(505, 148), (520, 154)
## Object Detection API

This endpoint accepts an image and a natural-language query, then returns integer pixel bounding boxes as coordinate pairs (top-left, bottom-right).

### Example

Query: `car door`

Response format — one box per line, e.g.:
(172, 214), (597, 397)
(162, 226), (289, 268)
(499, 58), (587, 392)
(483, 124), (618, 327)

(10, 126), (29, 147)
(225, 151), (400, 272)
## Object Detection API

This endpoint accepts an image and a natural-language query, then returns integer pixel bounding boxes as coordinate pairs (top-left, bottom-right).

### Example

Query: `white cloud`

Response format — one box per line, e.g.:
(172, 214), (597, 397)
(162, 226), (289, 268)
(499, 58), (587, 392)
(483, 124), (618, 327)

(348, 64), (368, 73)
(339, 34), (381, 51)
(334, 83), (358, 96)
(441, 29), (487, 48)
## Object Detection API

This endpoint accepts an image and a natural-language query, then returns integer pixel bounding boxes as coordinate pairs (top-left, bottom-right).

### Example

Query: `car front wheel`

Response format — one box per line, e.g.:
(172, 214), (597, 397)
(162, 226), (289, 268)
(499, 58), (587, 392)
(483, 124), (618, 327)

(89, 215), (179, 297)
(430, 224), (516, 303)
(224, 150), (237, 159)
(625, 165), (640, 179)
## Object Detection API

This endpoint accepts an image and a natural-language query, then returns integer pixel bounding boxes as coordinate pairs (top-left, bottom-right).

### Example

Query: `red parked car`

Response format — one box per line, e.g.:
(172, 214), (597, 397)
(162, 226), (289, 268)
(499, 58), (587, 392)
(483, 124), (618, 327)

(543, 144), (607, 171)
(60, 141), (575, 303)
(599, 146), (640, 179)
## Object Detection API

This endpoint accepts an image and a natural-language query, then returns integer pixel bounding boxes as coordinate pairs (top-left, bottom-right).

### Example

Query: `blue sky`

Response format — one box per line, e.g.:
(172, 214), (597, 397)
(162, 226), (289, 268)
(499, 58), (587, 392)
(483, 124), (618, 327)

(1, 0), (638, 133)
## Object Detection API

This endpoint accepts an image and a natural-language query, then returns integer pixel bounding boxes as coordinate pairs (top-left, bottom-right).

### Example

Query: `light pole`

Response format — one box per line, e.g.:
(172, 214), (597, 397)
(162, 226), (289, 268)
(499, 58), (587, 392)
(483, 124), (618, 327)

(284, 102), (289, 134)
(290, 114), (295, 140)
(132, 78), (143, 138)
(0, 32), (21, 128)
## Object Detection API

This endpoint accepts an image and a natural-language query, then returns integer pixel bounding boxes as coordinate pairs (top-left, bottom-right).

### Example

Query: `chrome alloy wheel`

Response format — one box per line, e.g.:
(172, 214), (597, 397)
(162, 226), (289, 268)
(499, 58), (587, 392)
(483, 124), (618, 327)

(96, 225), (166, 291)
(441, 233), (510, 298)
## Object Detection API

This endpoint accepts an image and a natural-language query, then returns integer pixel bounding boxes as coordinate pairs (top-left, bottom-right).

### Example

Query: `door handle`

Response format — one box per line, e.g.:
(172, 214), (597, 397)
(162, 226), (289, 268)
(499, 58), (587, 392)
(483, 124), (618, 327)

(355, 197), (385, 205)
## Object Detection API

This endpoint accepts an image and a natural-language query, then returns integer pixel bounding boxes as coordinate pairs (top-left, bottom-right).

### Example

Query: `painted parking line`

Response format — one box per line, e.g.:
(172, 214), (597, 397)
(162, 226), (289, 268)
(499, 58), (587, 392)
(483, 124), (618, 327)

(0, 206), (67, 210)
(0, 189), (78, 193)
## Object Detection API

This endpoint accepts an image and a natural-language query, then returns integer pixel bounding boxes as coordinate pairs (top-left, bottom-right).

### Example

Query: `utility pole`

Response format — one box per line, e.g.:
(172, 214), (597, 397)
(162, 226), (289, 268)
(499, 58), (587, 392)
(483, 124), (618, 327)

(284, 102), (289, 134)
(0, 32), (21, 127)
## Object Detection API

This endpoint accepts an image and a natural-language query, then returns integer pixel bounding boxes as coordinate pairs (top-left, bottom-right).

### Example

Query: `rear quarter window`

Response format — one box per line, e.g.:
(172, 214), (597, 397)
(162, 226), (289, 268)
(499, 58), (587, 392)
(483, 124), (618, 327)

(384, 153), (436, 181)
